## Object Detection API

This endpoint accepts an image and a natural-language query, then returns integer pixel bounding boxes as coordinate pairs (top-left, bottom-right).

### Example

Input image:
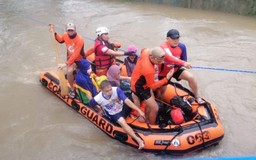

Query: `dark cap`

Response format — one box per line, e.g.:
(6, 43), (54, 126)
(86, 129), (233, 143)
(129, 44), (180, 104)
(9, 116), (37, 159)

(167, 29), (180, 39)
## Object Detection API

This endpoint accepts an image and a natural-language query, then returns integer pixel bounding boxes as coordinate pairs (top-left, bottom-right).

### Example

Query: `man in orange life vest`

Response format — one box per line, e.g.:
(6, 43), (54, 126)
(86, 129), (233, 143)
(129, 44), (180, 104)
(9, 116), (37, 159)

(49, 23), (85, 98)
(159, 29), (205, 104)
(131, 47), (174, 125)
(94, 27), (135, 76)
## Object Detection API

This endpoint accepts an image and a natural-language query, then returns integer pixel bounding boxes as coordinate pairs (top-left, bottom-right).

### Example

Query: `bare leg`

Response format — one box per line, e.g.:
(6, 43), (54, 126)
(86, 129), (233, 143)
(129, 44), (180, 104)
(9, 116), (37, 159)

(144, 91), (158, 125)
(67, 64), (75, 90)
(132, 93), (140, 108)
(132, 93), (145, 122)
(178, 70), (199, 97)
(179, 70), (205, 104)
(117, 117), (144, 149)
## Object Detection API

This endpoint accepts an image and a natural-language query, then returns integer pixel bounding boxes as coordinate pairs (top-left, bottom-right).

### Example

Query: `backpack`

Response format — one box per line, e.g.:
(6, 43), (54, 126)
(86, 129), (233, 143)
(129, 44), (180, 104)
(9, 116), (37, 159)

(170, 96), (193, 116)
(170, 107), (184, 125)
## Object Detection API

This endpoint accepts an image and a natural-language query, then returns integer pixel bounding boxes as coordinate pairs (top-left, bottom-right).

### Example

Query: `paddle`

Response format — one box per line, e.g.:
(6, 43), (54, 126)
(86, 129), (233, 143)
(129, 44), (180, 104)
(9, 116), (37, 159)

(49, 24), (69, 96)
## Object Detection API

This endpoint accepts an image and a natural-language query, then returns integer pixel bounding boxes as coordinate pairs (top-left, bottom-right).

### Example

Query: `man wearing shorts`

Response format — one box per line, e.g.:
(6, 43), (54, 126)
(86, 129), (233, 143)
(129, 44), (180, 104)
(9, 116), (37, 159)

(159, 29), (205, 104)
(131, 47), (173, 125)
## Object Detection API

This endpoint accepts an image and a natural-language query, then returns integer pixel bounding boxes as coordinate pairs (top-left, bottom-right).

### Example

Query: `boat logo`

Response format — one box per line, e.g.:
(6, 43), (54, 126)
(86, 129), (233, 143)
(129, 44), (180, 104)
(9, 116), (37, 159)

(172, 139), (180, 147)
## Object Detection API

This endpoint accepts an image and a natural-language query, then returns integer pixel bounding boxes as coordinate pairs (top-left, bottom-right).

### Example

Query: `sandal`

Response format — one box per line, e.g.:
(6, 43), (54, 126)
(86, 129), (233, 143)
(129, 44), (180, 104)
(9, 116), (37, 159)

(195, 97), (205, 105)
(68, 89), (76, 99)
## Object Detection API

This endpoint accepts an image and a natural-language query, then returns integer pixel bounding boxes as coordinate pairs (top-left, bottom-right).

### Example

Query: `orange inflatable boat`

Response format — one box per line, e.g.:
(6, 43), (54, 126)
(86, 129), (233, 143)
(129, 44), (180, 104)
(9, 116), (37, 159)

(39, 69), (224, 155)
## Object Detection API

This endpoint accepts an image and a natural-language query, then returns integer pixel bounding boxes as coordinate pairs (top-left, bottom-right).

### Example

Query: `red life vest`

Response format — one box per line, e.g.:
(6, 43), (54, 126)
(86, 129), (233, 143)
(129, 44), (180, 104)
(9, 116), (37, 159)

(94, 38), (115, 69)
(158, 41), (185, 76)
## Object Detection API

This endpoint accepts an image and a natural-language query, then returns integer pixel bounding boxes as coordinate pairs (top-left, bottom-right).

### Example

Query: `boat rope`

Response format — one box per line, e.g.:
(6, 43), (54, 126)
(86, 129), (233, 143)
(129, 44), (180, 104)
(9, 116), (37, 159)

(193, 66), (256, 74)
(194, 120), (206, 149)
(155, 98), (174, 108)
(129, 115), (154, 132)
(129, 115), (140, 124)
(164, 125), (183, 151)
(142, 116), (154, 132)
(173, 82), (180, 96)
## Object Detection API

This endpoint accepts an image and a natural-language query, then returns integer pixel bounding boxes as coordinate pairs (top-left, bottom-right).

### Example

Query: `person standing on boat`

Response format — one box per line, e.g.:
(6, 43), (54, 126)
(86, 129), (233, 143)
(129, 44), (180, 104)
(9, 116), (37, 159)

(94, 27), (135, 76)
(159, 29), (205, 104)
(49, 23), (85, 98)
(131, 47), (174, 125)
(124, 45), (139, 77)
(75, 59), (99, 104)
(89, 80), (145, 150)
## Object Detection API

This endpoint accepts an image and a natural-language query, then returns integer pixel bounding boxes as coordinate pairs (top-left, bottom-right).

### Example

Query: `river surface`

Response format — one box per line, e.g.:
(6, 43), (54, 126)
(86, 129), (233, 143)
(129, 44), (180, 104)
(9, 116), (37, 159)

(0, 0), (256, 159)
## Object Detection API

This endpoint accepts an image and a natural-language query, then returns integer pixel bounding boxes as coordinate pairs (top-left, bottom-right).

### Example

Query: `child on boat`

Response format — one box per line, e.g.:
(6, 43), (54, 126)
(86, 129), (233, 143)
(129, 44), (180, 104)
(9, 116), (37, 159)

(89, 80), (145, 149)
(124, 45), (138, 77)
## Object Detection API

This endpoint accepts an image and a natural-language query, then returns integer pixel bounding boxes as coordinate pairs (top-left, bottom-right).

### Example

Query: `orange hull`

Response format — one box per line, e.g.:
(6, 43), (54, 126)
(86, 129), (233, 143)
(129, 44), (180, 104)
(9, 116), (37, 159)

(39, 70), (224, 155)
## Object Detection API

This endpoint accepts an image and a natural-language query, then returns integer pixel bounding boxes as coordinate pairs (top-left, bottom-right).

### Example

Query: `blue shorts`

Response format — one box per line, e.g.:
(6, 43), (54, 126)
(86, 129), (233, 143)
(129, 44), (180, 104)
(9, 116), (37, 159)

(106, 111), (123, 123)
(105, 104), (131, 123)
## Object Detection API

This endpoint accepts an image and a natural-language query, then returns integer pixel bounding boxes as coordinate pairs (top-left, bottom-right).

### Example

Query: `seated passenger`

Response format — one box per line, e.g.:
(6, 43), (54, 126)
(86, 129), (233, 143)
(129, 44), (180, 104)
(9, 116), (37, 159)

(75, 59), (99, 104)
(124, 45), (139, 77)
(89, 80), (145, 149)
(107, 64), (130, 87)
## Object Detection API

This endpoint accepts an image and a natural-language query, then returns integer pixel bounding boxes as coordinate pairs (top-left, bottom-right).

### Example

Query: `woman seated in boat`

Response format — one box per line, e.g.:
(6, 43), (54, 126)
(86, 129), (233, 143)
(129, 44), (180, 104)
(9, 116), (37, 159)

(89, 80), (145, 149)
(75, 59), (100, 104)
(107, 64), (133, 100)
(107, 64), (131, 87)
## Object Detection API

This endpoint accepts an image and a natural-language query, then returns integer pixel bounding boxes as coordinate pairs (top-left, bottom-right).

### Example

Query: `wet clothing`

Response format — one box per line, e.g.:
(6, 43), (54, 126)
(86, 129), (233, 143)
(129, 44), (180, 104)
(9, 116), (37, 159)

(75, 59), (99, 104)
(124, 55), (138, 77)
(131, 49), (168, 100)
(158, 41), (187, 77)
(55, 32), (85, 65)
(90, 87), (127, 122)
(94, 37), (115, 75)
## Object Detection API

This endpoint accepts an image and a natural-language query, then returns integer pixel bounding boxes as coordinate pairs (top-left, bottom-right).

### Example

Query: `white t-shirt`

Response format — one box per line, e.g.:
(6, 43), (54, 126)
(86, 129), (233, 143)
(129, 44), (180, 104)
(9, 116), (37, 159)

(93, 87), (126, 115)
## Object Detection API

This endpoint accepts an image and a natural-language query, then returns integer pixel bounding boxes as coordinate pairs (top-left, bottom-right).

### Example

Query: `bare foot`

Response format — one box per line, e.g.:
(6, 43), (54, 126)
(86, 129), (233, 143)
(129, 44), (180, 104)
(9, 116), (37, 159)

(138, 138), (144, 150)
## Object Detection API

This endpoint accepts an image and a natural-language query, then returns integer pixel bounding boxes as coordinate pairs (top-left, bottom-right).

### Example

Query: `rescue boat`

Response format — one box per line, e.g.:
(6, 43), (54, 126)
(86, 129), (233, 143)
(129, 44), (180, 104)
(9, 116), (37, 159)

(39, 69), (224, 155)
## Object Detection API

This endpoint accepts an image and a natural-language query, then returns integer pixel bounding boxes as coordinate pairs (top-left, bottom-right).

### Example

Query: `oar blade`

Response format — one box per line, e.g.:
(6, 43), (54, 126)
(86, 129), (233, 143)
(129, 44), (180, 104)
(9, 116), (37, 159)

(57, 70), (69, 96)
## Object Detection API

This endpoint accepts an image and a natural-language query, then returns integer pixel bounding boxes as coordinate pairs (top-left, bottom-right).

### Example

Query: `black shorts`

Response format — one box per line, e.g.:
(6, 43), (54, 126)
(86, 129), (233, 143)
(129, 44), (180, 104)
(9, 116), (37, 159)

(159, 67), (186, 81)
(106, 111), (124, 123)
(133, 87), (151, 101)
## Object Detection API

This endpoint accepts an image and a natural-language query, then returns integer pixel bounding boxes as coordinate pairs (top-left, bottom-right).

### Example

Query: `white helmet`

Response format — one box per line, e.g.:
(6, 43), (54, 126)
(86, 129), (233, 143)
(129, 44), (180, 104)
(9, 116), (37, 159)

(96, 27), (109, 36)
(66, 23), (76, 31)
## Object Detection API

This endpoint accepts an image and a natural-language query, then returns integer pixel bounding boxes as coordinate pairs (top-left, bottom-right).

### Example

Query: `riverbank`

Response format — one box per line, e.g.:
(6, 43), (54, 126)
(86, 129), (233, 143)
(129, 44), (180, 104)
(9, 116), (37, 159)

(123, 0), (256, 17)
